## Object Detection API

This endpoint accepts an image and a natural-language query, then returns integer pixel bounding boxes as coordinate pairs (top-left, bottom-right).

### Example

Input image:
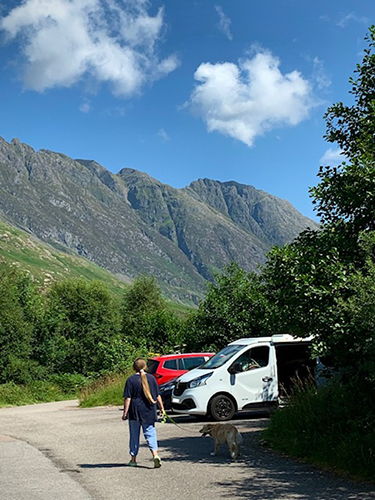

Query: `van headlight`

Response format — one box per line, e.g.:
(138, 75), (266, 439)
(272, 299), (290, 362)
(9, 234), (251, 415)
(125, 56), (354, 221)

(188, 372), (213, 388)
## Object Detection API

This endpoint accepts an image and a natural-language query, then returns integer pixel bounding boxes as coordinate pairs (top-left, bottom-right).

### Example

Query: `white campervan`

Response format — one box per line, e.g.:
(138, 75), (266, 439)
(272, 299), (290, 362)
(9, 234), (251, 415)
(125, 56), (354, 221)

(171, 334), (315, 420)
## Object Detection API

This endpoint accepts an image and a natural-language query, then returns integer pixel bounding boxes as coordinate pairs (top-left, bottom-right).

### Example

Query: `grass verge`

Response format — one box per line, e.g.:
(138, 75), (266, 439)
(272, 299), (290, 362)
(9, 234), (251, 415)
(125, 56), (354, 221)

(0, 374), (89, 407)
(79, 372), (132, 407)
(0, 382), (77, 407)
(263, 381), (375, 482)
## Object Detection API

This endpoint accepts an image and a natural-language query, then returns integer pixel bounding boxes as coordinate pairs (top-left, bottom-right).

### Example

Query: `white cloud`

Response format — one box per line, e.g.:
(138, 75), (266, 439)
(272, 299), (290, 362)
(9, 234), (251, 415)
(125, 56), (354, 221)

(337, 12), (369, 28)
(312, 57), (331, 90)
(188, 48), (316, 147)
(157, 128), (170, 142)
(320, 148), (344, 166)
(0, 0), (179, 96)
(79, 98), (91, 113)
(215, 5), (232, 41)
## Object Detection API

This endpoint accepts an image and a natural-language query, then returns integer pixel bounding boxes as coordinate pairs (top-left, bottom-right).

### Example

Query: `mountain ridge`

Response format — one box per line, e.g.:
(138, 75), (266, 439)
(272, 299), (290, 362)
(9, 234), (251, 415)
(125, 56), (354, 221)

(0, 136), (318, 303)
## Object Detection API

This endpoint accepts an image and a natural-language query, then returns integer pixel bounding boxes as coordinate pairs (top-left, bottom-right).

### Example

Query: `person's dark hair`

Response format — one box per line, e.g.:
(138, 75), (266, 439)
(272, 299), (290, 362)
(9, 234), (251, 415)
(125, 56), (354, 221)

(133, 358), (155, 404)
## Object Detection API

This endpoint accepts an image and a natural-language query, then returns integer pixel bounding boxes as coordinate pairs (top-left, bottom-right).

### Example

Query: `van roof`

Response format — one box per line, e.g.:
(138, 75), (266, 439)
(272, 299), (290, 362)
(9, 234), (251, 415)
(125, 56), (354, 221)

(229, 334), (312, 346)
(149, 352), (214, 360)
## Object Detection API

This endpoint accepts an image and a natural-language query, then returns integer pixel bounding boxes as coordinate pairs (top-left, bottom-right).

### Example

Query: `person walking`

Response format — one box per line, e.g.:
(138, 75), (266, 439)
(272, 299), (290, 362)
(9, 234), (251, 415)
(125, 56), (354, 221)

(122, 358), (165, 468)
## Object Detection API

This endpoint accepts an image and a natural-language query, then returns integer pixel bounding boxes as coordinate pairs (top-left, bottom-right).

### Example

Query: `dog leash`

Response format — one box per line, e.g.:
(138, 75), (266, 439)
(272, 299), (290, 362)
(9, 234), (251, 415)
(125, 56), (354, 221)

(159, 411), (197, 434)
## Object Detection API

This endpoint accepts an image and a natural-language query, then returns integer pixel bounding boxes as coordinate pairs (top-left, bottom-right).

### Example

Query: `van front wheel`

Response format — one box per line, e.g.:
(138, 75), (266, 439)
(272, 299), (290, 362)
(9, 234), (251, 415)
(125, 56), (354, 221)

(209, 395), (235, 421)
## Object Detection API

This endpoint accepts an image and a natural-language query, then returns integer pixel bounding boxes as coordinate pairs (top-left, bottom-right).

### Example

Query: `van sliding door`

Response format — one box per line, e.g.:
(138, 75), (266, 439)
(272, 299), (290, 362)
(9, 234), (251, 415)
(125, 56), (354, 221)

(228, 344), (278, 409)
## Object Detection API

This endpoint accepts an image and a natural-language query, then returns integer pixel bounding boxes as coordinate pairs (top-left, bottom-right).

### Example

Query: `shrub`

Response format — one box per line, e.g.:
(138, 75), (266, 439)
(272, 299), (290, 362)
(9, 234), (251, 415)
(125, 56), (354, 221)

(264, 380), (375, 480)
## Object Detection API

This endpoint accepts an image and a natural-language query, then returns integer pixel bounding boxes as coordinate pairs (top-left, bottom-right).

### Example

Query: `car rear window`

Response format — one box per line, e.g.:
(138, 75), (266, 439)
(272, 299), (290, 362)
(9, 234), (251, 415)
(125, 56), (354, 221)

(182, 356), (206, 370)
(147, 359), (160, 374)
(163, 359), (178, 370)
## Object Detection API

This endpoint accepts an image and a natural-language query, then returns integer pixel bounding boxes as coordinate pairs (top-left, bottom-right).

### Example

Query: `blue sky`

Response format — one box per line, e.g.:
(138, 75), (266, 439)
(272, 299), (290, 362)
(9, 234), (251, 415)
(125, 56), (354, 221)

(0, 0), (374, 220)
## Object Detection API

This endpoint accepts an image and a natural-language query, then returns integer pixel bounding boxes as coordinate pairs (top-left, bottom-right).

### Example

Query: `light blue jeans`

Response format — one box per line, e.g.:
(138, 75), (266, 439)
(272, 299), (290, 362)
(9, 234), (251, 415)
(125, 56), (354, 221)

(129, 420), (158, 456)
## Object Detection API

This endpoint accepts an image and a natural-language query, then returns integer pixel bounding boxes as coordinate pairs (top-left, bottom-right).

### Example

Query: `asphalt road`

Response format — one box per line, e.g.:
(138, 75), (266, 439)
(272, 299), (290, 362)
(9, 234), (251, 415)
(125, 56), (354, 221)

(0, 400), (374, 500)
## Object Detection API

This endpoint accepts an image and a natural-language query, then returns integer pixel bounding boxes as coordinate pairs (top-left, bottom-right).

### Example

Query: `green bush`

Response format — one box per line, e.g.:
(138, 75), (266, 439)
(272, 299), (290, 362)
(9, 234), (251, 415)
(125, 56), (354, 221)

(2, 356), (49, 385)
(48, 373), (89, 394)
(264, 380), (375, 480)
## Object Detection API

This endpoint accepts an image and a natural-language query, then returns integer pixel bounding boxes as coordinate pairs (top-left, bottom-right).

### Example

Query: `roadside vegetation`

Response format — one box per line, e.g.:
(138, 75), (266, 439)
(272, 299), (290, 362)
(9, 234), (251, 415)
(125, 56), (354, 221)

(0, 271), (183, 407)
(260, 27), (375, 481)
(79, 372), (131, 408)
(1, 25), (375, 482)
(0, 374), (87, 406)
(264, 380), (375, 481)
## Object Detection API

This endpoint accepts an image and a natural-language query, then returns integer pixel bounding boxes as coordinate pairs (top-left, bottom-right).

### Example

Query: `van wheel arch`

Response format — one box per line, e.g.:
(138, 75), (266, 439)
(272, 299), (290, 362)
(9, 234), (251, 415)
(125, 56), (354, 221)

(207, 392), (237, 421)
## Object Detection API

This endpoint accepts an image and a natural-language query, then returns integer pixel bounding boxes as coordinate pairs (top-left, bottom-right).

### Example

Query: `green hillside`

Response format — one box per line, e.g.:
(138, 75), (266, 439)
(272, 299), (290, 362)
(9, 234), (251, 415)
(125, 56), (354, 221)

(0, 218), (193, 316)
(0, 218), (129, 296)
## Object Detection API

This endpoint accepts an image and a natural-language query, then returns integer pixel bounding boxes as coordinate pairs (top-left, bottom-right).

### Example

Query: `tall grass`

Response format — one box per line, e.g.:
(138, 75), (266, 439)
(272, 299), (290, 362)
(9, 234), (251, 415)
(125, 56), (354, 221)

(264, 380), (375, 481)
(79, 371), (132, 407)
(0, 374), (88, 407)
(0, 382), (77, 407)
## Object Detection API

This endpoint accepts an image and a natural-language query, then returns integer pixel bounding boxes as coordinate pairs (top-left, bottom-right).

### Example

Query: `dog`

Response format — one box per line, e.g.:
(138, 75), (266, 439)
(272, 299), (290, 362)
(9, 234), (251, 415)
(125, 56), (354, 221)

(199, 423), (243, 460)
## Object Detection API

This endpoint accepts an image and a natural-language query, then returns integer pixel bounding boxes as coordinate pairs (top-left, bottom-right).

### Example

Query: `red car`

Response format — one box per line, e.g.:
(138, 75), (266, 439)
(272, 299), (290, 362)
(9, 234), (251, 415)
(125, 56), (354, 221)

(147, 353), (215, 385)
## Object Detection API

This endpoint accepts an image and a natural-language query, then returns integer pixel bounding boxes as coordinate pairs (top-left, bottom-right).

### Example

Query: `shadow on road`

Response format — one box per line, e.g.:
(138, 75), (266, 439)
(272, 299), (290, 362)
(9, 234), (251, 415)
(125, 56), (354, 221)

(158, 412), (269, 466)
(214, 470), (375, 500)
(79, 463), (126, 469)
(158, 427), (375, 500)
(78, 463), (152, 470)
(165, 410), (271, 423)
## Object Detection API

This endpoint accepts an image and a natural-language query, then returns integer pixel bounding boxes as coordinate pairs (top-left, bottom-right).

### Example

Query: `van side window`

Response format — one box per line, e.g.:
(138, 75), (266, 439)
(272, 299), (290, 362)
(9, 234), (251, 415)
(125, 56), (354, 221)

(230, 346), (269, 373)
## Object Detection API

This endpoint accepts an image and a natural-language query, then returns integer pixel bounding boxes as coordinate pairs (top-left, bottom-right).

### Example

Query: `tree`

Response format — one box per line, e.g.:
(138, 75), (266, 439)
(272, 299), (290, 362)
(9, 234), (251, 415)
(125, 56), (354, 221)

(122, 275), (165, 318)
(185, 263), (271, 351)
(263, 230), (351, 332)
(257, 27), (375, 373)
(141, 309), (182, 353)
(337, 233), (375, 382)
(324, 26), (375, 164)
(261, 230), (356, 366)
(310, 27), (375, 238)
(45, 279), (122, 375)
(122, 275), (180, 352)
(0, 264), (39, 383)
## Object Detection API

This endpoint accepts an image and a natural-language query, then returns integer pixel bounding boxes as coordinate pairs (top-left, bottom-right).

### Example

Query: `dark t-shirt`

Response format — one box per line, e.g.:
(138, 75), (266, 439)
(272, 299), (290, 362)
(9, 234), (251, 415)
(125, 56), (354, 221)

(123, 373), (160, 426)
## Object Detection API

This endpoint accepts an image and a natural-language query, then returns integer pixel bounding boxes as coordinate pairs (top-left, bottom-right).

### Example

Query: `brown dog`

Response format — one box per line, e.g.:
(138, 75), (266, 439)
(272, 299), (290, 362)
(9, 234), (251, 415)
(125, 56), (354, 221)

(199, 423), (243, 460)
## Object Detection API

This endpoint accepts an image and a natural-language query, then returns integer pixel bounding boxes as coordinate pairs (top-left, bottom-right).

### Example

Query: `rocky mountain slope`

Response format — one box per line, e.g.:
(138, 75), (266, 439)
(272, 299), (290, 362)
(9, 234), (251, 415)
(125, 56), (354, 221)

(0, 137), (317, 303)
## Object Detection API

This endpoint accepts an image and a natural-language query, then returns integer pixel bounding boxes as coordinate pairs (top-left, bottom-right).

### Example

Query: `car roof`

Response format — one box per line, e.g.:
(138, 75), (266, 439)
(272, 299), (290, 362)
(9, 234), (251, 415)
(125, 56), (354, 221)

(149, 353), (214, 361)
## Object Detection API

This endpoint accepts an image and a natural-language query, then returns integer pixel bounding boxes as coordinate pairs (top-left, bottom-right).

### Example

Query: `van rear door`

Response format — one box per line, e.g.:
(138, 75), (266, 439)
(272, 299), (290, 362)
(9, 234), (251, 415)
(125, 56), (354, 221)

(274, 341), (315, 396)
(228, 344), (278, 409)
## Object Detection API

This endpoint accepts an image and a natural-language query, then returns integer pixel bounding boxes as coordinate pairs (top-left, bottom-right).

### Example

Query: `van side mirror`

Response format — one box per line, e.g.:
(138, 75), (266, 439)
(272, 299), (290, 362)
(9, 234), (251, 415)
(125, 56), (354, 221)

(228, 363), (241, 375)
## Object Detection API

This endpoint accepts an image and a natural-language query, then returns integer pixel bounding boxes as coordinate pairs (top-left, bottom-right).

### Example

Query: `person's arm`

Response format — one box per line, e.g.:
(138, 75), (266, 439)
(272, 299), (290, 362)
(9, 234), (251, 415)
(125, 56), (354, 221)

(157, 395), (165, 413)
(122, 397), (131, 420)
(147, 374), (164, 412)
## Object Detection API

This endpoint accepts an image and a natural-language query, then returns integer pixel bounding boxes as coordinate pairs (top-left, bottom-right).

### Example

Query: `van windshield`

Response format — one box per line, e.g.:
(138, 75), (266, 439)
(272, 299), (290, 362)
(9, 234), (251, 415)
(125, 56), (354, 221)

(200, 345), (245, 369)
